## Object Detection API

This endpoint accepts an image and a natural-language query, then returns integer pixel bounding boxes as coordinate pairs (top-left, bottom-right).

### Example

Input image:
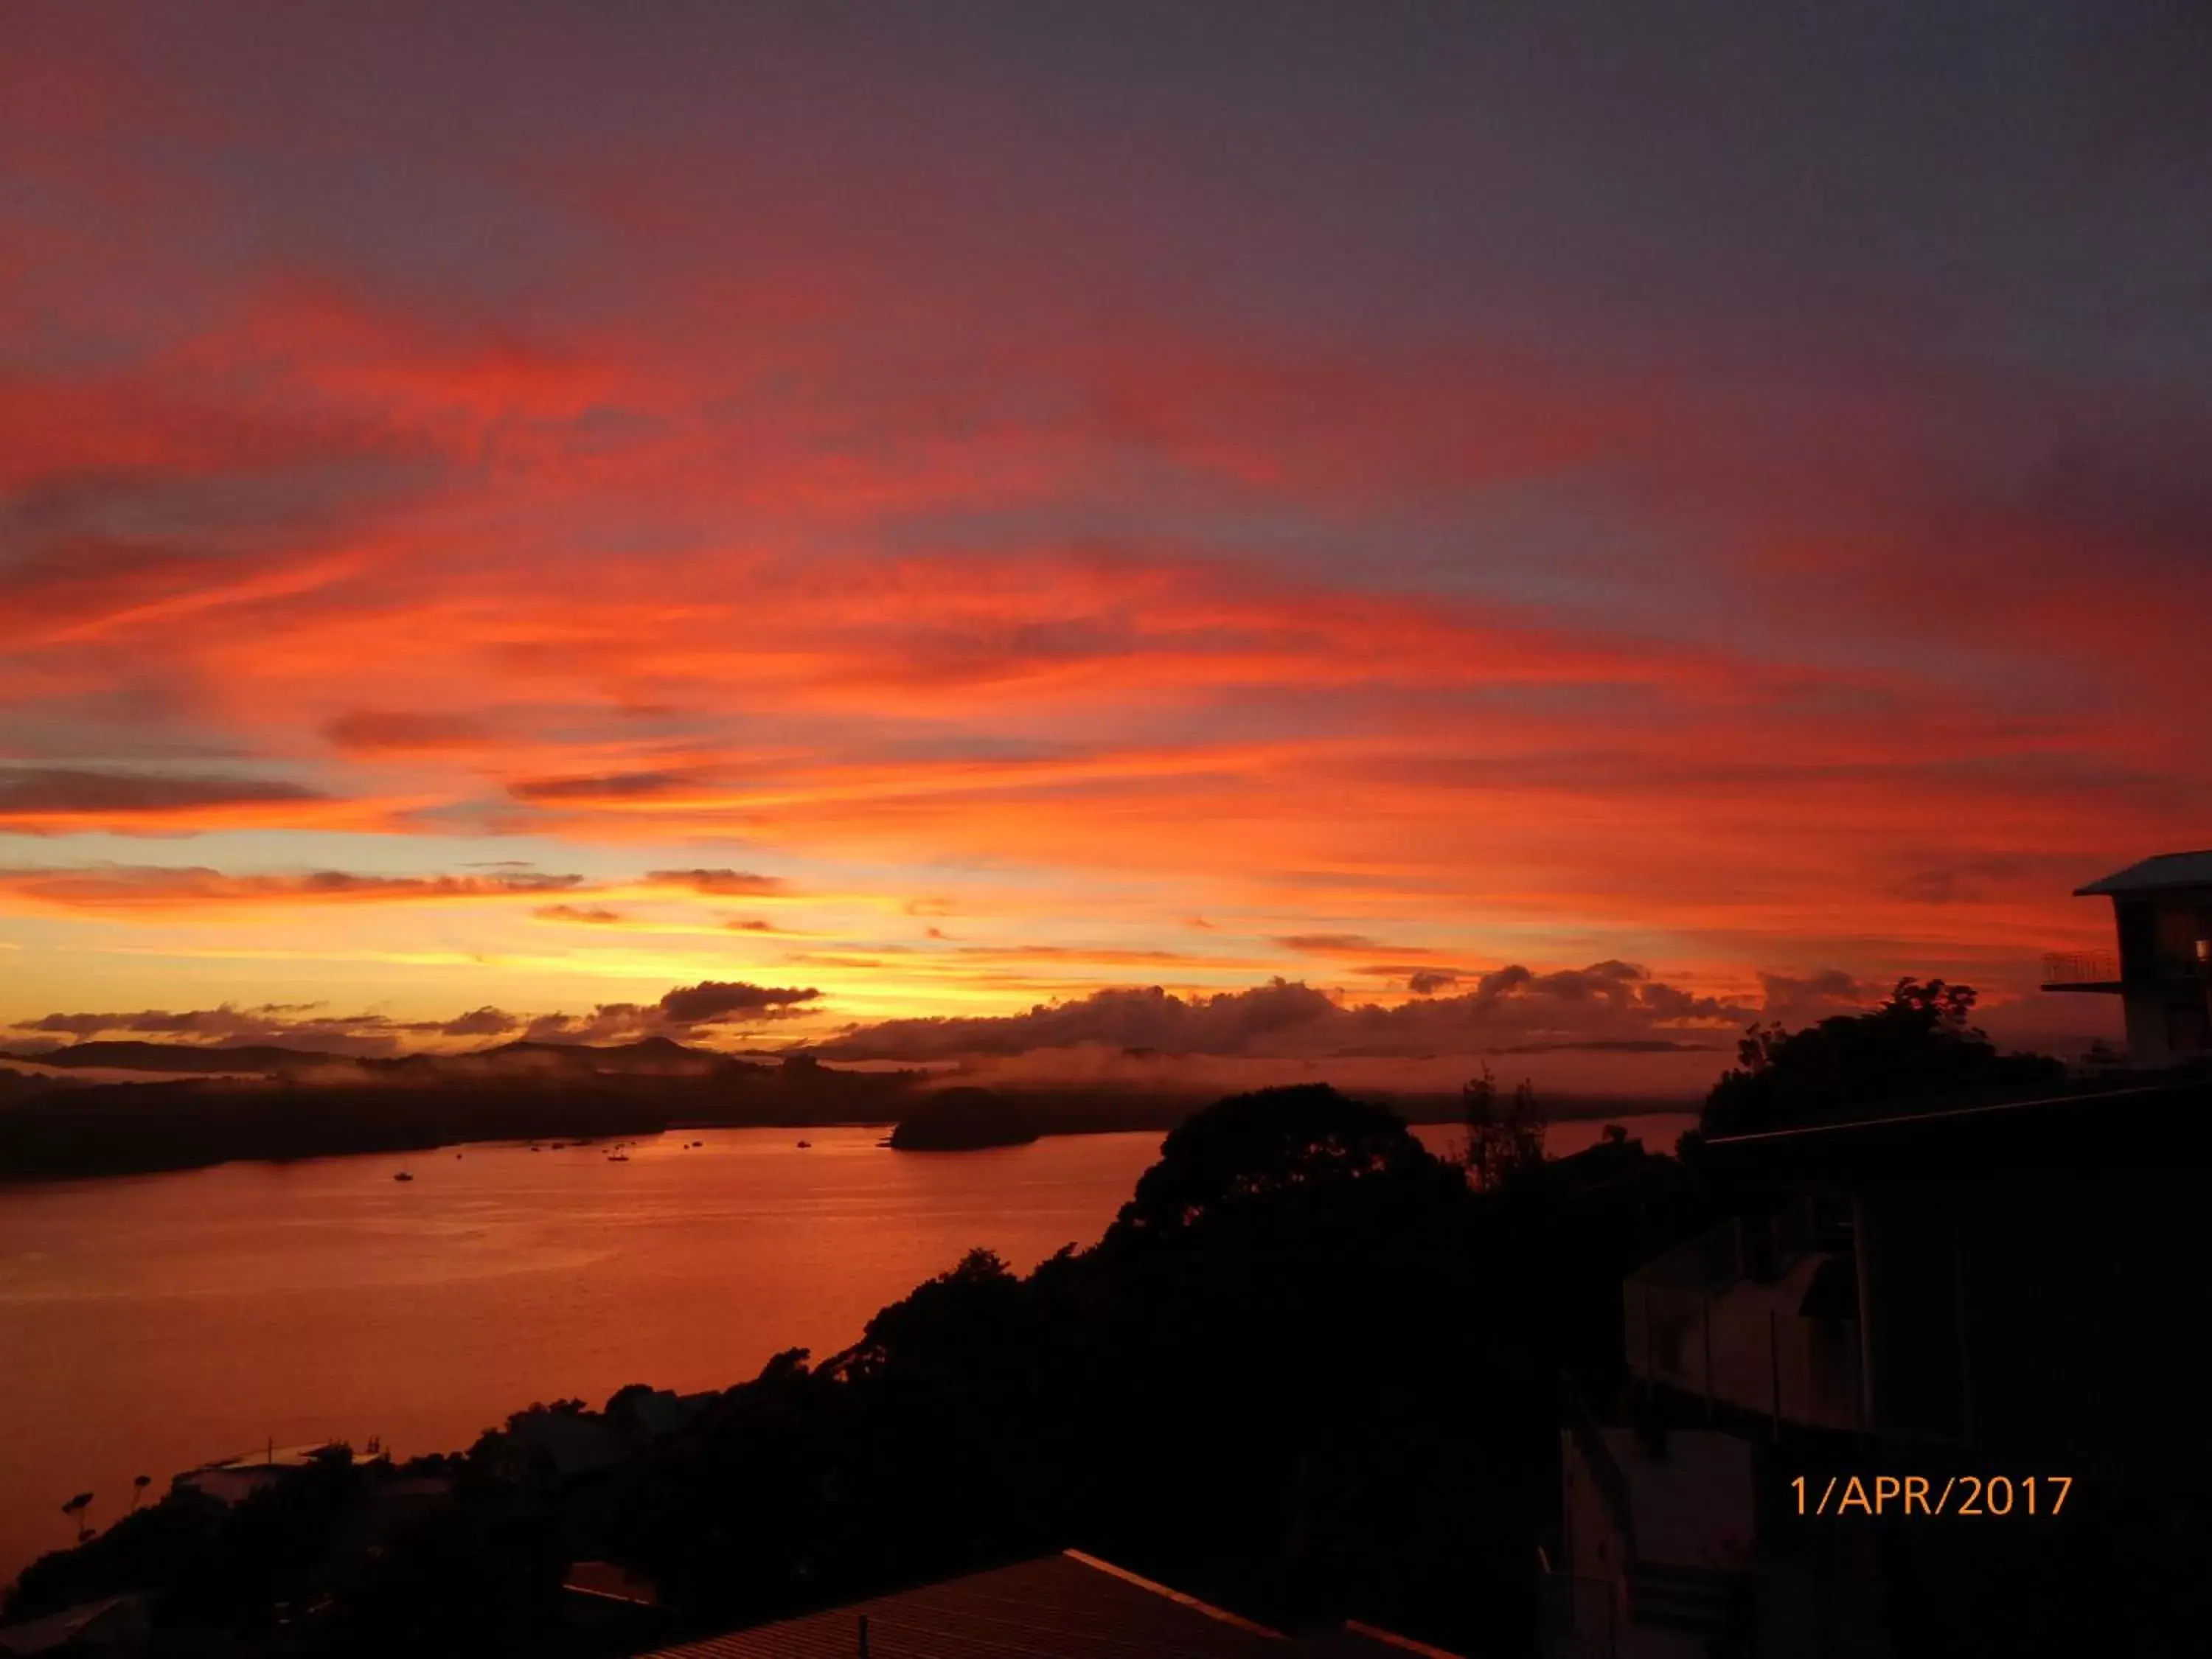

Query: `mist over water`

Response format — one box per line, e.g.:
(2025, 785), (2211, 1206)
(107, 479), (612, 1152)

(0, 1115), (1691, 1587)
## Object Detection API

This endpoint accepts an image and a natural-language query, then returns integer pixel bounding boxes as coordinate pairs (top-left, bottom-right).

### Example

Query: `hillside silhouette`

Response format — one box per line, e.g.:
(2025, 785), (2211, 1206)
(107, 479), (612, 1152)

(0, 1046), (917, 1180)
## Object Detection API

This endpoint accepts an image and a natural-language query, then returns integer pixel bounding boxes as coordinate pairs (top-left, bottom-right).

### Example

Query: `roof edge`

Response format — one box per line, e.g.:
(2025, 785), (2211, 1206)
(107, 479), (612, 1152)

(2076, 849), (2212, 896)
(1060, 1549), (1285, 1638)
(1342, 1618), (1467, 1658)
(1703, 1082), (2180, 1148)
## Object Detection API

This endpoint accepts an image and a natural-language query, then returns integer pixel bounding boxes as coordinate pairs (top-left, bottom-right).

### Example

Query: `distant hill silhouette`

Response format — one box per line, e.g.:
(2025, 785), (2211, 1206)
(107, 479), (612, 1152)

(0, 1051), (922, 1181)
(0, 1065), (66, 1105)
(362, 1035), (758, 1082)
(0, 1034), (757, 1082)
(0, 1037), (1693, 1183)
(0, 1040), (354, 1075)
(472, 1035), (742, 1074)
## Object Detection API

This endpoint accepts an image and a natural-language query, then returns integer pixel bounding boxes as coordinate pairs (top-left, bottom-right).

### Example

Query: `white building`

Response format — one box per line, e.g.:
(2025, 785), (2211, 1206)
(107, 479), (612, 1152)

(2042, 849), (2212, 1068)
(1545, 1200), (1874, 1658)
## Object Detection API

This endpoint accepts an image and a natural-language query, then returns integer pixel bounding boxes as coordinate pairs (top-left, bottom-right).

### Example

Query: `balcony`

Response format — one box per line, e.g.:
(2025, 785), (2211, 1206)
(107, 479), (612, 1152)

(2040, 950), (2121, 992)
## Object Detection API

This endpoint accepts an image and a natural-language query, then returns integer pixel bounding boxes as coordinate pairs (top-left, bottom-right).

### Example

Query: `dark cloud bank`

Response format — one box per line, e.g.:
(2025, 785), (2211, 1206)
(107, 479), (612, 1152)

(802, 962), (1773, 1064)
(4, 962), (1874, 1074)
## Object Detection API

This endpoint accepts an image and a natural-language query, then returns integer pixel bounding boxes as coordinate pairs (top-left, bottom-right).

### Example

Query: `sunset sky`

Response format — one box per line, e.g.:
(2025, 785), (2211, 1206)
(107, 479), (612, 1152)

(4, 2), (2207, 1095)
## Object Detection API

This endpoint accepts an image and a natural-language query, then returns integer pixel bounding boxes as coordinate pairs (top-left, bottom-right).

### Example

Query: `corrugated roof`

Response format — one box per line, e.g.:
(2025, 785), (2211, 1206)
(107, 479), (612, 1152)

(2076, 850), (2212, 896)
(641, 1551), (1462, 1659)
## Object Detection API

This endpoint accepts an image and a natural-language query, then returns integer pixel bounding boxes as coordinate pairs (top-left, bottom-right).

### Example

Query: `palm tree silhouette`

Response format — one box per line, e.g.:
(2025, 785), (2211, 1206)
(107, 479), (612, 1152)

(60, 1491), (92, 1542)
(130, 1474), (152, 1512)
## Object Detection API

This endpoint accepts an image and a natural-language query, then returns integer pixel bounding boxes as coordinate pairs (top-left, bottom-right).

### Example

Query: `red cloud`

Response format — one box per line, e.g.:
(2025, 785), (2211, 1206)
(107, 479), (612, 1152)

(1, 7), (2200, 1051)
(324, 711), (493, 753)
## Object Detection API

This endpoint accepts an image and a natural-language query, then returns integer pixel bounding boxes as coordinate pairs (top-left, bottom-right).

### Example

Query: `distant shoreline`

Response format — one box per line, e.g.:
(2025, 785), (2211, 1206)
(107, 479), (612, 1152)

(0, 1035), (1696, 1182)
(0, 1067), (1696, 1184)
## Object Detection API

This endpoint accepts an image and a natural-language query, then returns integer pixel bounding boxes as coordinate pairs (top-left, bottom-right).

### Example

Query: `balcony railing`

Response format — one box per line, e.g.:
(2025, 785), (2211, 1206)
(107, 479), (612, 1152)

(2041, 950), (2119, 987)
(1562, 1376), (1636, 1556)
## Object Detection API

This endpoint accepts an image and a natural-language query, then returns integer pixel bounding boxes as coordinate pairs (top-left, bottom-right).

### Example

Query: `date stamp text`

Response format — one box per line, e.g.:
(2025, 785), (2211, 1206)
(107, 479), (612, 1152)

(1790, 1475), (2071, 1517)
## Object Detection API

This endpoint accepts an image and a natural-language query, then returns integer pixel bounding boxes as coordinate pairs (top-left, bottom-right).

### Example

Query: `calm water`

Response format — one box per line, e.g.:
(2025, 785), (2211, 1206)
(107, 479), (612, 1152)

(0, 1115), (1691, 1586)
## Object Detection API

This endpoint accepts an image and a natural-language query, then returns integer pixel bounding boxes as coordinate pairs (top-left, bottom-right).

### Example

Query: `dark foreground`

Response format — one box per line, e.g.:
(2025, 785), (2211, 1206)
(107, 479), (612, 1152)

(13, 1057), (2206, 1658)
(6, 1086), (1697, 1655)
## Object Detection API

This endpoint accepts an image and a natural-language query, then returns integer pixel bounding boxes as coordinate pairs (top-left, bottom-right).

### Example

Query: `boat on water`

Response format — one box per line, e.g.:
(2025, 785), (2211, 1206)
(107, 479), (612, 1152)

(607, 1152), (630, 1163)
(392, 1171), (414, 1182)
(796, 1138), (813, 1149)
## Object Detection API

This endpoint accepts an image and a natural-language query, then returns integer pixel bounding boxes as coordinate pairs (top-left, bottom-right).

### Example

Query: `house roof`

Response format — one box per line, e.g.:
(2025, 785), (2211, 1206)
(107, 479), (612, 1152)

(641, 1551), (1463, 1659)
(2076, 850), (2212, 896)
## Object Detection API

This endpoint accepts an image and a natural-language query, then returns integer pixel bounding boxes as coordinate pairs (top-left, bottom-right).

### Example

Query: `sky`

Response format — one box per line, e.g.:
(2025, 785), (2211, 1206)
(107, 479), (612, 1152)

(3, 1), (2207, 1096)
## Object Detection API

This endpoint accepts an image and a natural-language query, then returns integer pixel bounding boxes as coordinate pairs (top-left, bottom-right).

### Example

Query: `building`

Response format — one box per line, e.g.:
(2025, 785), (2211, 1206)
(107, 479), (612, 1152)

(2041, 849), (2212, 1068)
(1545, 1077), (2212, 1658)
(170, 1442), (363, 1506)
(1621, 1202), (1863, 1437)
(641, 1549), (1462, 1659)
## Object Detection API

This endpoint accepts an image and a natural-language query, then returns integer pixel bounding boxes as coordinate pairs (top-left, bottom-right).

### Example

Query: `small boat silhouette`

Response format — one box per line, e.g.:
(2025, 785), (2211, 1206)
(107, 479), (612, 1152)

(796, 1138), (813, 1149)
(392, 1171), (414, 1182)
(607, 1152), (630, 1163)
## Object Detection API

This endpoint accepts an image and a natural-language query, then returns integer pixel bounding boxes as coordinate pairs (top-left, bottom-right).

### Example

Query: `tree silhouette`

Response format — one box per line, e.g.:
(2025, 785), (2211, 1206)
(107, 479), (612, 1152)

(1113, 1084), (1436, 1233)
(1703, 976), (2066, 1136)
(1461, 1066), (1546, 1189)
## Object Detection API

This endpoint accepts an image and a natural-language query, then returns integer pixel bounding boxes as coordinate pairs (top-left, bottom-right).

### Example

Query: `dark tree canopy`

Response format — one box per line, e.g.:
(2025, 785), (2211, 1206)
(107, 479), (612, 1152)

(1702, 977), (2067, 1138)
(1111, 1084), (1438, 1234)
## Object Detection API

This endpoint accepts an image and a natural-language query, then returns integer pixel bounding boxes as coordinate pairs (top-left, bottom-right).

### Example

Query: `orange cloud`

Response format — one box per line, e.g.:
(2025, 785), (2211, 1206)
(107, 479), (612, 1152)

(640, 869), (791, 897)
(0, 864), (591, 915)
